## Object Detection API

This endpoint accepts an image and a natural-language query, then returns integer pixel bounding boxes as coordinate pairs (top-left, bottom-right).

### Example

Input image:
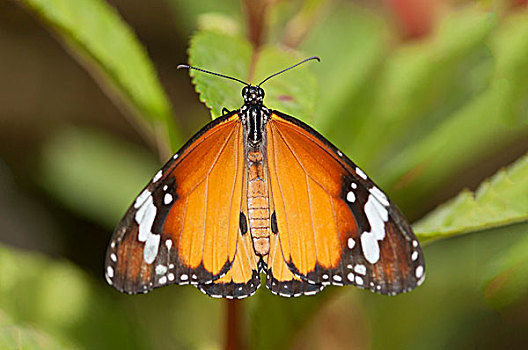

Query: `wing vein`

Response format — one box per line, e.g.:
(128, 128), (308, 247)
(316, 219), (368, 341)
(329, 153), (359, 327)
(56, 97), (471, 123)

(274, 126), (336, 197)
(304, 175), (317, 274)
(305, 173), (318, 274)
(183, 127), (237, 199)
(201, 175), (208, 269)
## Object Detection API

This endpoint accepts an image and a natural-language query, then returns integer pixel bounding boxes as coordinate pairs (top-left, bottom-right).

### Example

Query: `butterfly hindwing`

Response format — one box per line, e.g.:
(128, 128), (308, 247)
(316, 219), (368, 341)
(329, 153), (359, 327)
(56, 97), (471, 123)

(105, 112), (251, 294)
(265, 111), (425, 295)
(198, 219), (261, 299)
(265, 229), (324, 297)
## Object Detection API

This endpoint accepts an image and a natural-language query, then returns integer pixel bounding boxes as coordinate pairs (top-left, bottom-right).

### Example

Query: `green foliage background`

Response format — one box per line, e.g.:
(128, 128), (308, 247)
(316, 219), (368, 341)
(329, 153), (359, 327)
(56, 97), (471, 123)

(1, 0), (527, 349)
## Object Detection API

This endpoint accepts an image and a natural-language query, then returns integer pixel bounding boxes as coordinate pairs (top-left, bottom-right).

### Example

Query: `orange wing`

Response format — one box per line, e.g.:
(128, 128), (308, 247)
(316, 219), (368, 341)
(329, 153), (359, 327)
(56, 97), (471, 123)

(265, 111), (425, 295)
(105, 113), (259, 297)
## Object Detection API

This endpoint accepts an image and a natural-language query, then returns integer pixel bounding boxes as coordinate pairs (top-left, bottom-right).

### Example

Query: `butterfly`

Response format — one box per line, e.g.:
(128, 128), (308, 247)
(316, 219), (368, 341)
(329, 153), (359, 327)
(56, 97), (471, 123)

(104, 57), (425, 299)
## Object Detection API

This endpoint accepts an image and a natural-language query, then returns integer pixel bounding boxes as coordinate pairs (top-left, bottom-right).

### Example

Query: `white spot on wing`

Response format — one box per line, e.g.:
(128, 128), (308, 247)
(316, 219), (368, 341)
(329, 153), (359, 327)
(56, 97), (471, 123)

(153, 170), (163, 183)
(165, 239), (172, 250)
(173, 153), (179, 159)
(360, 193), (389, 264)
(369, 186), (389, 207)
(110, 253), (117, 262)
(180, 274), (188, 281)
(355, 276), (363, 285)
(159, 276), (167, 285)
(134, 189), (151, 209)
(348, 238), (355, 249)
(106, 266), (114, 278)
(333, 275), (342, 282)
(417, 274), (426, 286)
(156, 265), (168, 275)
(354, 264), (366, 275)
(164, 193), (173, 205)
(351, 182), (357, 189)
(168, 273), (175, 281)
(135, 195), (156, 242)
(411, 251), (419, 261)
(134, 192), (161, 264)
(415, 265), (424, 279)
(356, 167), (367, 180)
(347, 273), (355, 282)
(361, 233), (380, 265)
(144, 233), (160, 264)
(346, 191), (356, 203)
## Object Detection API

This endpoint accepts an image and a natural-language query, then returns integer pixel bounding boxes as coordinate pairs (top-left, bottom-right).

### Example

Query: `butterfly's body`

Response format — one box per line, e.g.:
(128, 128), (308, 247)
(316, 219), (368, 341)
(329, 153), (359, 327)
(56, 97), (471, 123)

(105, 61), (425, 299)
(241, 86), (275, 260)
(246, 147), (271, 257)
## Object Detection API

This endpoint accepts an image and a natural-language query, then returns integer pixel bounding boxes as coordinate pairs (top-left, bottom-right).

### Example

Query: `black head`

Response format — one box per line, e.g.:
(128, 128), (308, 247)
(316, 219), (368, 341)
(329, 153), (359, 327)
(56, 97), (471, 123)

(242, 85), (265, 105)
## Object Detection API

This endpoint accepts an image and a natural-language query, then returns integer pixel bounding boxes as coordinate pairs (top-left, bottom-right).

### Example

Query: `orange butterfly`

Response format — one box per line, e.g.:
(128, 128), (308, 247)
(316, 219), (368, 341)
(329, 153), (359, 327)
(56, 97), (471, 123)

(105, 57), (425, 298)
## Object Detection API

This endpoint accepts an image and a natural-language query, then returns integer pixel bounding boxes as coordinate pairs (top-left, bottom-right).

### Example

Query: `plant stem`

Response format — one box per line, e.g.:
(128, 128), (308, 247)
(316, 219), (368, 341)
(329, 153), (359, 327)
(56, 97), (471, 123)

(225, 300), (243, 350)
(243, 0), (273, 82)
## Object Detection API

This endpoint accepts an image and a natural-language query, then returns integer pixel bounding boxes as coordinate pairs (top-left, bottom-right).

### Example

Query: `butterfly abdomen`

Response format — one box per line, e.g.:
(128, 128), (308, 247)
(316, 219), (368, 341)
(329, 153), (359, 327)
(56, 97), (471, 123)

(247, 149), (271, 256)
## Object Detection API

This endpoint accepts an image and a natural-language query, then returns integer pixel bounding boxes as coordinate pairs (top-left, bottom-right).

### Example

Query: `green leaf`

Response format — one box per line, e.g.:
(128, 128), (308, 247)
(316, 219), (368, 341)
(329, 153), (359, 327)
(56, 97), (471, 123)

(39, 127), (159, 227)
(187, 30), (318, 120)
(188, 30), (252, 118)
(414, 154), (528, 242)
(253, 48), (318, 121)
(20, 0), (181, 150)
(483, 231), (528, 309)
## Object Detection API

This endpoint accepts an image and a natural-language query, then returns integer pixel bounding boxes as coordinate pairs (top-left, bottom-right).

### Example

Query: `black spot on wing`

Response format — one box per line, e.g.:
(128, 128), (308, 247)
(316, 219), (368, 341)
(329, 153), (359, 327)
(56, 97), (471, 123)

(239, 212), (248, 235)
(271, 211), (278, 234)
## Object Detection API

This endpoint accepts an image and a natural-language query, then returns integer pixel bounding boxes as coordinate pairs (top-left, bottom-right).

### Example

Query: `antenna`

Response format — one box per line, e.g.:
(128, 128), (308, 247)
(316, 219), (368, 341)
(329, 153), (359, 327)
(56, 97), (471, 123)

(177, 56), (320, 87)
(176, 64), (249, 86)
(258, 56), (320, 86)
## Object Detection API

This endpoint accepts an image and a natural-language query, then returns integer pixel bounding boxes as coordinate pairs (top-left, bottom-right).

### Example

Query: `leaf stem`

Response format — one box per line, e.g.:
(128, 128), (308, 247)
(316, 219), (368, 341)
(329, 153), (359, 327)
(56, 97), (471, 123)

(225, 300), (243, 350)
(243, 0), (273, 82)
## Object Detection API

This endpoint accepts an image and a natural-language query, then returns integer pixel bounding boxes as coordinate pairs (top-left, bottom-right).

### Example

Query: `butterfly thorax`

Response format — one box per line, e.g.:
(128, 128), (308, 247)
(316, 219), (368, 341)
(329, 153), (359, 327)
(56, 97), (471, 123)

(241, 85), (269, 145)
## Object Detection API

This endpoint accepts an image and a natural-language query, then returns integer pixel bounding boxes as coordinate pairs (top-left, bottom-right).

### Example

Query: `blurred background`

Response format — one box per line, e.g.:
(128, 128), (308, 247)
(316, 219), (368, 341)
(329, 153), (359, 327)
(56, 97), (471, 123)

(1, 0), (527, 349)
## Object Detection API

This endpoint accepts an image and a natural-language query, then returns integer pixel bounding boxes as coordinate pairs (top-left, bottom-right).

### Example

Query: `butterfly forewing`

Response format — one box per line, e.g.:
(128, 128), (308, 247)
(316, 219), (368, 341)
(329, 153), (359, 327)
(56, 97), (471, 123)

(265, 112), (425, 295)
(105, 113), (257, 295)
